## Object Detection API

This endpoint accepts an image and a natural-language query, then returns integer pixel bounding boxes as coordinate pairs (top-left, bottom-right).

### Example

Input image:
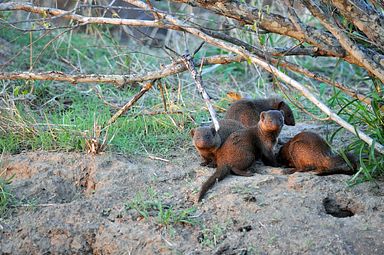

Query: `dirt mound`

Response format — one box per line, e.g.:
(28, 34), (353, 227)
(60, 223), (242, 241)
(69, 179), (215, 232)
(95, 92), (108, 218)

(1, 123), (384, 254)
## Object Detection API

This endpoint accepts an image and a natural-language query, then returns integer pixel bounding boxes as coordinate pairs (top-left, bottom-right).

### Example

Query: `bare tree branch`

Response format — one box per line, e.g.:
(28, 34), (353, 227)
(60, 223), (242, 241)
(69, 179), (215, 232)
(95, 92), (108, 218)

(331, 0), (384, 52)
(302, 0), (384, 83)
(125, 0), (384, 154)
(0, 54), (243, 86)
(170, 0), (349, 60)
(182, 53), (220, 131)
(199, 24), (374, 108)
(106, 81), (154, 126)
(0, 2), (180, 30)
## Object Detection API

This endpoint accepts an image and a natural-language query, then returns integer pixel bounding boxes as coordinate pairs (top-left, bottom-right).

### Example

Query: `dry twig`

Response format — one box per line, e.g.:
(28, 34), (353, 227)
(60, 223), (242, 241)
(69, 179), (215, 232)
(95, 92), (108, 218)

(106, 81), (154, 127)
(181, 52), (220, 131)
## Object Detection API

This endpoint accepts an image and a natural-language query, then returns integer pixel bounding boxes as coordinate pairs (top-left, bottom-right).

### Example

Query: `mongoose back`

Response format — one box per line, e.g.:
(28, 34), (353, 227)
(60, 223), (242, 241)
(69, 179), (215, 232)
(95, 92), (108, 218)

(191, 119), (244, 168)
(277, 131), (357, 175)
(198, 110), (284, 201)
(225, 97), (295, 127)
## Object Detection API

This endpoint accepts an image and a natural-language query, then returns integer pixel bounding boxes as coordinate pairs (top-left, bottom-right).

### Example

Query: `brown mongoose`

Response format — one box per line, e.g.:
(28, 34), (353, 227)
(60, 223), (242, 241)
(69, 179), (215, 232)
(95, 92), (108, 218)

(191, 119), (244, 168)
(225, 96), (295, 127)
(198, 110), (284, 202)
(277, 131), (357, 175)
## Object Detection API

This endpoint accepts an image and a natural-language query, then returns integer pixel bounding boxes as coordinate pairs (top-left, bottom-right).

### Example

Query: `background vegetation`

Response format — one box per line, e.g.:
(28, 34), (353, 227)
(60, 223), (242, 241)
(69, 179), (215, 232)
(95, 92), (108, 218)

(0, 0), (383, 186)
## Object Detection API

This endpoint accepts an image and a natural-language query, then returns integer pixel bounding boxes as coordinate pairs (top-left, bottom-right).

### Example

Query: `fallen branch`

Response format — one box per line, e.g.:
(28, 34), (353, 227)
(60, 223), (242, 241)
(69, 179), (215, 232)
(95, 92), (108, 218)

(126, 0), (384, 154)
(106, 81), (154, 126)
(0, 54), (243, 86)
(0, 50), (373, 111)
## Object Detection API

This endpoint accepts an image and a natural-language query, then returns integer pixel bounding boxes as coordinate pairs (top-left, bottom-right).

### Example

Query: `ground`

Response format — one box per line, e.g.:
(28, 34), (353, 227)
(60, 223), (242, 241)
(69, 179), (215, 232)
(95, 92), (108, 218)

(1, 123), (383, 254)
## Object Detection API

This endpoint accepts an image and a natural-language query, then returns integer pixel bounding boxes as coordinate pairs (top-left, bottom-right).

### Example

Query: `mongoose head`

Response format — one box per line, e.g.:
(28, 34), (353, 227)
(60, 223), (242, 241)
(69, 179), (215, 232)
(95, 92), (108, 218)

(259, 110), (284, 133)
(191, 126), (221, 149)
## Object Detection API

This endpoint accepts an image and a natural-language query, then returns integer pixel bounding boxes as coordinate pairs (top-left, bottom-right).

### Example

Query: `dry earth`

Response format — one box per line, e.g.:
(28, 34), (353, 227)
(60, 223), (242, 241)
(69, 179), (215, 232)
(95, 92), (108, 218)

(1, 123), (384, 254)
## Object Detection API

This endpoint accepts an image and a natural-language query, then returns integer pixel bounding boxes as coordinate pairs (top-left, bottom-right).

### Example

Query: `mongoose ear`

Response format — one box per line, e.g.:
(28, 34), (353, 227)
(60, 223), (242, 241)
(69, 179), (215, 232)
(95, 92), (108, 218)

(277, 101), (286, 110)
(190, 128), (195, 137)
(260, 111), (265, 121)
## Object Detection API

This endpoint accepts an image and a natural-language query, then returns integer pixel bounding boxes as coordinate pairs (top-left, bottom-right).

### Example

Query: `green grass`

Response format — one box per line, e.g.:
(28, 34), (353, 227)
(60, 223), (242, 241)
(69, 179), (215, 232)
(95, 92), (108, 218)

(0, 154), (15, 217)
(0, 25), (208, 156)
(0, 81), (196, 155)
(125, 188), (199, 227)
(198, 223), (227, 248)
(0, 175), (14, 216)
(327, 87), (384, 182)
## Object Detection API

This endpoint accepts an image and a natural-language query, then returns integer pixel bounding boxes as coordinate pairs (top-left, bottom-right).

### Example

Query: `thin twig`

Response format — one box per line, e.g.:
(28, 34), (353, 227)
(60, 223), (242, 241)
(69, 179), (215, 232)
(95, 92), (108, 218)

(146, 0), (161, 21)
(105, 80), (155, 127)
(157, 81), (168, 112)
(181, 52), (220, 131)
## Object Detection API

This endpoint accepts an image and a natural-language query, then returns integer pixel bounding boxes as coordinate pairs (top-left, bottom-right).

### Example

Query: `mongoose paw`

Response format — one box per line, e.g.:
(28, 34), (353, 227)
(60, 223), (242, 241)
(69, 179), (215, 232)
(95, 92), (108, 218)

(243, 171), (254, 177)
(206, 162), (217, 168)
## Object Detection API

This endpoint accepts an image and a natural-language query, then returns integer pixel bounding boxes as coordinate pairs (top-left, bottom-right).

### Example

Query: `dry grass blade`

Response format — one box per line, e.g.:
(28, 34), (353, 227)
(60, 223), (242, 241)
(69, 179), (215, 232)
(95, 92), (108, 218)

(0, 96), (37, 138)
(84, 113), (108, 155)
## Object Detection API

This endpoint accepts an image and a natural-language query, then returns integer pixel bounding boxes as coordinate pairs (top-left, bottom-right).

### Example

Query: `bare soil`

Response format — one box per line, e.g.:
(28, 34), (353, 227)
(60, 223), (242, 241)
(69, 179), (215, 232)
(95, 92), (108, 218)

(1, 123), (383, 254)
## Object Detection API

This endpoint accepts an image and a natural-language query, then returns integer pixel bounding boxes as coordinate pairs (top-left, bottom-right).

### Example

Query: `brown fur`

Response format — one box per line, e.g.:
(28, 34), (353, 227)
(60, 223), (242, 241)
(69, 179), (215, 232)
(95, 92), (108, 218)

(198, 110), (284, 202)
(191, 119), (244, 168)
(277, 131), (357, 175)
(225, 97), (295, 127)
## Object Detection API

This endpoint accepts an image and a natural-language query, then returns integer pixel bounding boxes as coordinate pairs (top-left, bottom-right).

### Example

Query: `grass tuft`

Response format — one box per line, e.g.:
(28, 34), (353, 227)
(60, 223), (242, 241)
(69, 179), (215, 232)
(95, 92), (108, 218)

(329, 88), (384, 181)
(125, 188), (199, 227)
(0, 154), (15, 217)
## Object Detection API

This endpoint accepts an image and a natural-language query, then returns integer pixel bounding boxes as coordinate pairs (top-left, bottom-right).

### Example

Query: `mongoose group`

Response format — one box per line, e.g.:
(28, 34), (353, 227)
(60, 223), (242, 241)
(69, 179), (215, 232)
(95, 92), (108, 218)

(191, 96), (357, 202)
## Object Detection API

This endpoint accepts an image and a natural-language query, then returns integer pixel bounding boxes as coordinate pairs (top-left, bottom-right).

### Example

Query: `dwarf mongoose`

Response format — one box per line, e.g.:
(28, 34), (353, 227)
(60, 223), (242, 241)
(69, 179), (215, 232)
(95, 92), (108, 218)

(277, 131), (357, 175)
(191, 119), (244, 168)
(198, 110), (284, 201)
(225, 96), (295, 127)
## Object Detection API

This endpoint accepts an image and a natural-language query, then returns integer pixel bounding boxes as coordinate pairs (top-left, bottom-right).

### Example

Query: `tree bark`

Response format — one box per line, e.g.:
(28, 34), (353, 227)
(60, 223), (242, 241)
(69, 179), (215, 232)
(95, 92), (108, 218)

(170, 0), (348, 60)
(302, 0), (384, 83)
(331, 0), (384, 52)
